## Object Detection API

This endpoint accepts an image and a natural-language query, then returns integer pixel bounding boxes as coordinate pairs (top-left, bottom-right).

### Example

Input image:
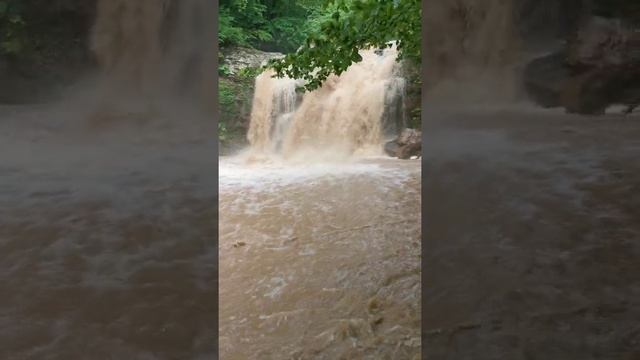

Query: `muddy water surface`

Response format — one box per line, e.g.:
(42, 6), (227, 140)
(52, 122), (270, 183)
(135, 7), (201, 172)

(219, 155), (421, 359)
(0, 105), (217, 359)
(423, 105), (640, 359)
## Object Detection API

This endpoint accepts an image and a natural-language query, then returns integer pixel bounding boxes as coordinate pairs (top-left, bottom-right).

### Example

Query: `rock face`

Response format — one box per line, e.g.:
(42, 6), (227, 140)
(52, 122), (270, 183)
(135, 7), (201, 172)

(221, 47), (284, 74)
(567, 16), (640, 67)
(523, 51), (571, 108)
(384, 128), (422, 159)
(523, 16), (640, 115)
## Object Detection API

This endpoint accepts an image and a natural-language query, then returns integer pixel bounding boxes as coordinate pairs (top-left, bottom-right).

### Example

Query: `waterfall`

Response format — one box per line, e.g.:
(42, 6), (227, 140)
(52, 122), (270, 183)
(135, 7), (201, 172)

(247, 45), (407, 160)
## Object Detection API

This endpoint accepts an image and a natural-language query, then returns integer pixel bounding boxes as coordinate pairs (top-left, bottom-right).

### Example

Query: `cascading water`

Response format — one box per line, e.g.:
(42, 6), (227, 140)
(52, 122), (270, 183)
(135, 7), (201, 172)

(247, 72), (301, 153)
(424, 0), (522, 102)
(424, 0), (588, 104)
(246, 45), (408, 160)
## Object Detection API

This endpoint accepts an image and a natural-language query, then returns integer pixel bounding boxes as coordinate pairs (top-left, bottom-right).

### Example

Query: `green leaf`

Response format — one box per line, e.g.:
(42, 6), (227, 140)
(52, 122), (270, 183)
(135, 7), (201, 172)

(266, 0), (420, 91)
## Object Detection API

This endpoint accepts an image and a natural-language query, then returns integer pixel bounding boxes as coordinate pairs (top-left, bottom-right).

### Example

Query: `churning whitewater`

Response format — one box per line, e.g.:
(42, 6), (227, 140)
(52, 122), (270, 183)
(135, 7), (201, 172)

(220, 45), (421, 359)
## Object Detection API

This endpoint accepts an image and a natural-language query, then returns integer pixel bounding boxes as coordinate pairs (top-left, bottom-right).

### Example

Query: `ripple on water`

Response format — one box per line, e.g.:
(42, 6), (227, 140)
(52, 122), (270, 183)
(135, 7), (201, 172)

(219, 153), (421, 359)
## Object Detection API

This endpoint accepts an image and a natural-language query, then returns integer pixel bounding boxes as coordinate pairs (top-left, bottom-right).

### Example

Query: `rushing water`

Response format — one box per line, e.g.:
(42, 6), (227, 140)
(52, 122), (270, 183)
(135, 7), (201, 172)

(248, 46), (408, 159)
(220, 43), (421, 358)
(219, 156), (421, 359)
(0, 105), (217, 359)
(0, 1), (217, 358)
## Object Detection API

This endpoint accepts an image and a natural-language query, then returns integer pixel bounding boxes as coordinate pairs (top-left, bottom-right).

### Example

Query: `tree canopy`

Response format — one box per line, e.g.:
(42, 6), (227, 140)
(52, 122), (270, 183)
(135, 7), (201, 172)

(267, 0), (421, 91)
(219, 0), (324, 53)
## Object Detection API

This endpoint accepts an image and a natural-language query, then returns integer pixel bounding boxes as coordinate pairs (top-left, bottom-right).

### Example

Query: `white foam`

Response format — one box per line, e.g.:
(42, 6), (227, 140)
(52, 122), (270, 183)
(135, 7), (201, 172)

(219, 154), (413, 192)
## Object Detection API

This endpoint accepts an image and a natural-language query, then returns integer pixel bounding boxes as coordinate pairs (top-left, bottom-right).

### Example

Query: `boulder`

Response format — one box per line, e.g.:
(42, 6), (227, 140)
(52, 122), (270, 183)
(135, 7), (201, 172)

(523, 16), (640, 114)
(384, 128), (422, 159)
(523, 51), (571, 108)
(397, 128), (421, 146)
(562, 63), (640, 115)
(398, 142), (422, 160)
(384, 140), (400, 157)
(567, 16), (640, 68)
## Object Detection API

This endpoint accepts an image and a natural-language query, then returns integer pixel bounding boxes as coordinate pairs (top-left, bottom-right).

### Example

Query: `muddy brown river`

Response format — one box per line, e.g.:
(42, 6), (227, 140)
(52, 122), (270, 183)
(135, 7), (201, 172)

(4, 98), (638, 360)
(423, 104), (640, 359)
(0, 104), (217, 359)
(219, 155), (421, 359)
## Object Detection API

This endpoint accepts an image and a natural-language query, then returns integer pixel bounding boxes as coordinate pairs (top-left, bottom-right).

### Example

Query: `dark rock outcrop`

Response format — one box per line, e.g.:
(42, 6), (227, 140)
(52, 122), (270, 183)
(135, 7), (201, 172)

(567, 16), (640, 67)
(523, 51), (572, 108)
(384, 128), (421, 159)
(523, 16), (640, 115)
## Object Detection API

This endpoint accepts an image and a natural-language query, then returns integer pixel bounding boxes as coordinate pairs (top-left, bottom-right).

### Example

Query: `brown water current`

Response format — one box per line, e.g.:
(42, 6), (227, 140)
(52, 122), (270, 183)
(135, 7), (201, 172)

(0, 1), (217, 358)
(0, 104), (217, 359)
(219, 157), (421, 359)
(221, 44), (421, 358)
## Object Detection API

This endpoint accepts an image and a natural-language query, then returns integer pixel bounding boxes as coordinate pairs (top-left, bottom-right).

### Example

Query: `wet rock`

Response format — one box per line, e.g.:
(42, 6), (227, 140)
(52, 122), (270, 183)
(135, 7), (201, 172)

(397, 128), (421, 146)
(398, 142), (422, 160)
(221, 46), (284, 75)
(384, 141), (400, 157)
(384, 129), (422, 159)
(523, 51), (571, 108)
(523, 16), (640, 115)
(567, 16), (640, 68)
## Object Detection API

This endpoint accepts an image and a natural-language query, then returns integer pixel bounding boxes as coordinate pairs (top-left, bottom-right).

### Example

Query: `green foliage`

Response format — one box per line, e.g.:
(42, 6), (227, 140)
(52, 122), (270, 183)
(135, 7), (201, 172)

(268, 0), (421, 91)
(237, 66), (262, 80)
(219, 0), (267, 46)
(218, 64), (232, 76)
(0, 0), (27, 56)
(265, 16), (307, 52)
(218, 76), (255, 144)
(219, 80), (236, 110)
(219, 7), (250, 47)
(219, 0), (324, 52)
